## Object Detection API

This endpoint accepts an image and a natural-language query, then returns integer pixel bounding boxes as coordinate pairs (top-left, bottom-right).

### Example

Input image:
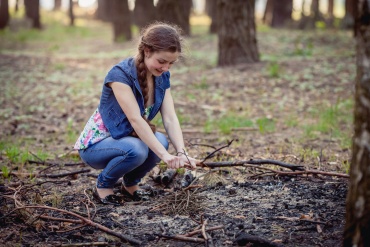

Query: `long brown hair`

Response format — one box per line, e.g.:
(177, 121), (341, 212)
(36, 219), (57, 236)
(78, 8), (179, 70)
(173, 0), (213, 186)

(135, 22), (183, 106)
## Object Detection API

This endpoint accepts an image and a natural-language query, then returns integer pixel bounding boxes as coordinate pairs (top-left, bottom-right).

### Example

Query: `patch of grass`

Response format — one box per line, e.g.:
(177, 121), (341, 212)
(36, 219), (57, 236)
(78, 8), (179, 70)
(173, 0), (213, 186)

(267, 61), (282, 78)
(5, 146), (21, 163)
(1, 165), (11, 178)
(204, 114), (254, 134)
(66, 118), (78, 144)
(256, 117), (276, 134)
(193, 76), (209, 90)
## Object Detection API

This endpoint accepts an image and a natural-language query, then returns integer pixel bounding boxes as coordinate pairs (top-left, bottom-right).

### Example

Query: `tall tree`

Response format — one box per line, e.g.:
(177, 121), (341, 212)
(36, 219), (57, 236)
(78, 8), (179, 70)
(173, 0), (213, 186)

(271, 0), (292, 27)
(133, 0), (156, 31)
(0, 0), (10, 29)
(53, 0), (61, 11)
(69, 0), (74, 26)
(326, 0), (334, 28)
(217, 0), (259, 66)
(342, 0), (355, 29)
(343, 0), (370, 246)
(156, 0), (192, 36)
(206, 0), (218, 33)
(24, 0), (41, 29)
(111, 0), (131, 42)
(95, 0), (110, 22)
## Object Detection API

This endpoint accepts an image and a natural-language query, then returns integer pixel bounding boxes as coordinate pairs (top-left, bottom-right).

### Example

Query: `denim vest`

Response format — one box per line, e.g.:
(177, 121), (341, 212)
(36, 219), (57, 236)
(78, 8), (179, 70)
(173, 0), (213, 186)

(98, 57), (170, 139)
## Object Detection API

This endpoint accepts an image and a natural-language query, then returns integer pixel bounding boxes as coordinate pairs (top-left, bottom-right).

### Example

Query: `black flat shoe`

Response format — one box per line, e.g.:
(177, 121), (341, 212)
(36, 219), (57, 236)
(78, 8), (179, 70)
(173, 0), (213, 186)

(121, 186), (150, 202)
(92, 187), (123, 206)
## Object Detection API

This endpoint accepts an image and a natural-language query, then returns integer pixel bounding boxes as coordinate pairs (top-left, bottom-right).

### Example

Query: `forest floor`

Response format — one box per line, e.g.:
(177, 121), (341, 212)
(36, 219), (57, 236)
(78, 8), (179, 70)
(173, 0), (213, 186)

(0, 15), (355, 247)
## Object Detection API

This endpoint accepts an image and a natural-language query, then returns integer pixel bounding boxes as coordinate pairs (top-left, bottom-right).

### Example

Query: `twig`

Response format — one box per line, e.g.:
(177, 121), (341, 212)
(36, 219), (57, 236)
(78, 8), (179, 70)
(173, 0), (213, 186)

(61, 242), (108, 246)
(201, 140), (235, 163)
(182, 225), (224, 237)
(155, 233), (205, 243)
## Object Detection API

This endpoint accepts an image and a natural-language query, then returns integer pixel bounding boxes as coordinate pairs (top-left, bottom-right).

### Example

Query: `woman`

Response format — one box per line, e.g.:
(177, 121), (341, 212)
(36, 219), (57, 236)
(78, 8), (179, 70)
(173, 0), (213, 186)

(74, 22), (198, 205)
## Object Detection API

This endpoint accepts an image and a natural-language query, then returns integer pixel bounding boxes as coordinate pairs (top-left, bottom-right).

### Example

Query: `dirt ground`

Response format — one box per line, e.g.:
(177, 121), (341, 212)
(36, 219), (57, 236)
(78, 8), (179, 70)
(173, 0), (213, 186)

(0, 21), (355, 246)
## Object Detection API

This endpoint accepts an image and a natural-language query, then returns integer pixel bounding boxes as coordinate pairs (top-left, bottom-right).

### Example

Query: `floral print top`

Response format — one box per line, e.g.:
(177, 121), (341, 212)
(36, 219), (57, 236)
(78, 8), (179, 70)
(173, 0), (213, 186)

(74, 105), (154, 150)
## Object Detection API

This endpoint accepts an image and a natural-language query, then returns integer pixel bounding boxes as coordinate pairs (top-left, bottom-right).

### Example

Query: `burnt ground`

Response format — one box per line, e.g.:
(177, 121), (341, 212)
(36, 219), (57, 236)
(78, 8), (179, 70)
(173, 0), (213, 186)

(0, 18), (355, 246)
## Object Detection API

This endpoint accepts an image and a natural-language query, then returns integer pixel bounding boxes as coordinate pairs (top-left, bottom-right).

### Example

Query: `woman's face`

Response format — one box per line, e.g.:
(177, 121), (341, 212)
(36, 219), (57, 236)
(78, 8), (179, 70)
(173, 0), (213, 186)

(144, 50), (179, 77)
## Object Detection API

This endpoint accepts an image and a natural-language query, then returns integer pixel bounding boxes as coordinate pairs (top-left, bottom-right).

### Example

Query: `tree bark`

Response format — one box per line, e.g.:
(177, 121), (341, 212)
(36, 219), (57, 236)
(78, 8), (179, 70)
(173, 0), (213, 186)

(343, 1), (370, 246)
(206, 0), (218, 33)
(342, 0), (355, 29)
(262, 0), (273, 25)
(95, 0), (110, 22)
(53, 0), (61, 11)
(217, 0), (259, 66)
(271, 0), (293, 28)
(24, 0), (41, 29)
(0, 0), (10, 29)
(68, 0), (75, 26)
(133, 0), (156, 31)
(111, 0), (132, 42)
(156, 0), (192, 36)
(326, 0), (334, 28)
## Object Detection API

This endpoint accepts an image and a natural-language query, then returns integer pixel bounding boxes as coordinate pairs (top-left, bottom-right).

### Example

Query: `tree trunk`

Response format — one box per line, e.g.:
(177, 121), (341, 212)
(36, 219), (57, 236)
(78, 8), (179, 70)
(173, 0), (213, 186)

(24, 0), (41, 29)
(111, 0), (131, 42)
(156, 0), (192, 36)
(133, 0), (156, 31)
(326, 0), (334, 28)
(206, 0), (218, 33)
(69, 0), (74, 26)
(262, 0), (273, 25)
(342, 0), (355, 29)
(53, 0), (61, 11)
(270, 0), (293, 28)
(217, 0), (259, 66)
(95, 0), (110, 22)
(343, 1), (370, 246)
(15, 0), (19, 12)
(0, 0), (10, 29)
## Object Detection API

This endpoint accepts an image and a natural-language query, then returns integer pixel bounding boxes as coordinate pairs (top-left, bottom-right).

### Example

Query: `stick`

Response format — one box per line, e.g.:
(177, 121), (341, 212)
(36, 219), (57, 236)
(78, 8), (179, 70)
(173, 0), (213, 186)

(182, 225), (224, 237)
(12, 205), (142, 245)
(155, 234), (205, 243)
(201, 159), (305, 171)
(2, 169), (91, 178)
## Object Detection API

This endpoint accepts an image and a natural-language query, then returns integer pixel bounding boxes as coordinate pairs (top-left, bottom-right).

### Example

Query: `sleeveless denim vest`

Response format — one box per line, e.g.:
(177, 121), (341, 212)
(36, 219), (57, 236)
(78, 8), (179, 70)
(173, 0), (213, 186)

(98, 57), (170, 139)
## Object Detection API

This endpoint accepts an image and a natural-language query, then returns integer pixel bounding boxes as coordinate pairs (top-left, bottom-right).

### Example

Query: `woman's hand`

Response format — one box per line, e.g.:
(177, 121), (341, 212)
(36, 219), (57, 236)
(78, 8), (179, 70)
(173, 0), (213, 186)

(161, 153), (200, 170)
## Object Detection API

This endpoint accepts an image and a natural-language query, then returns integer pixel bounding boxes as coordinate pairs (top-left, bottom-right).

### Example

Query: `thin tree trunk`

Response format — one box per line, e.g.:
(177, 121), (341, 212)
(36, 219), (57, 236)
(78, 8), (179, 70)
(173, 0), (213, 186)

(262, 0), (273, 25)
(69, 0), (74, 26)
(217, 0), (259, 66)
(206, 0), (218, 33)
(342, 0), (355, 29)
(343, 0), (370, 246)
(327, 0), (334, 28)
(0, 0), (10, 29)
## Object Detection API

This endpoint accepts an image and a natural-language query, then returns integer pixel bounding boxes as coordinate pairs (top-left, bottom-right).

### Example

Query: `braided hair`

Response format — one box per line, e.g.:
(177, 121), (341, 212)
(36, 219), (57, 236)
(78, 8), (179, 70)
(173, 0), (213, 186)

(135, 22), (183, 107)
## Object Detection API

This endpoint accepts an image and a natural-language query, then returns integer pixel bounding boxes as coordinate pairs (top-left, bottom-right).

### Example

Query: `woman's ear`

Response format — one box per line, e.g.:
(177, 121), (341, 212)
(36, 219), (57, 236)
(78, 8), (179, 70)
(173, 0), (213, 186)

(144, 48), (150, 58)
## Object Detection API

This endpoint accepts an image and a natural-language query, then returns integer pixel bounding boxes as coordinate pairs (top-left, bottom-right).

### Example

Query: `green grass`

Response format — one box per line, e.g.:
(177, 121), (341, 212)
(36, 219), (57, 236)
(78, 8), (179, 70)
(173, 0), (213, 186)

(204, 114), (254, 134)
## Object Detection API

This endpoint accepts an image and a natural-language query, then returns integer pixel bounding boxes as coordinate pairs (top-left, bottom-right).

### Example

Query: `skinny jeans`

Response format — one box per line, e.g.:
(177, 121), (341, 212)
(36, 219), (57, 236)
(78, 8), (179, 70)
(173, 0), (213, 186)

(79, 132), (168, 188)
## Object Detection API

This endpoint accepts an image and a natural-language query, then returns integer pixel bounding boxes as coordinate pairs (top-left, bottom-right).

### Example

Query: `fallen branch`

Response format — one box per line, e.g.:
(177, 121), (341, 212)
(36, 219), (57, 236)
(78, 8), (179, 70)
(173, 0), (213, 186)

(13, 205), (142, 245)
(201, 159), (305, 171)
(1, 169), (91, 178)
(156, 234), (205, 243)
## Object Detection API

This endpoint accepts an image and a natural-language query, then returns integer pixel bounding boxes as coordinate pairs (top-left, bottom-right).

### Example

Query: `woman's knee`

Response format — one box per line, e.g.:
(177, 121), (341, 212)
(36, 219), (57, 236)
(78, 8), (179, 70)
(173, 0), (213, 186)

(124, 137), (150, 164)
(155, 132), (169, 150)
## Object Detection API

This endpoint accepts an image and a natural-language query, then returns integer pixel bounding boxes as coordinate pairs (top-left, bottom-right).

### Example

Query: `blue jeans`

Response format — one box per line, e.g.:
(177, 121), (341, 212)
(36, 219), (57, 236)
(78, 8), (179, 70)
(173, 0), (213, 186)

(79, 132), (168, 189)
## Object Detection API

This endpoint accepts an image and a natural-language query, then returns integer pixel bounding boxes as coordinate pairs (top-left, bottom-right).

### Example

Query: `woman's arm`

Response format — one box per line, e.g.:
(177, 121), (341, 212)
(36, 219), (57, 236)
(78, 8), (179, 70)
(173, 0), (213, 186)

(160, 89), (186, 154)
(160, 89), (198, 167)
(110, 82), (192, 169)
